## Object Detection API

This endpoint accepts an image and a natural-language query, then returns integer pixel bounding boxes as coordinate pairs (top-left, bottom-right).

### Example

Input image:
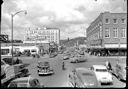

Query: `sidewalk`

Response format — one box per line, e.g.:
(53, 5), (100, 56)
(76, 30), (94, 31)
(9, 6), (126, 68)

(84, 52), (126, 59)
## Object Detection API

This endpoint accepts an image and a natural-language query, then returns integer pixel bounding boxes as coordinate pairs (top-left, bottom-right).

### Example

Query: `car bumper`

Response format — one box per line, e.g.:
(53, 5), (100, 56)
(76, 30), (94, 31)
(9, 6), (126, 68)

(38, 71), (54, 75)
(99, 79), (113, 83)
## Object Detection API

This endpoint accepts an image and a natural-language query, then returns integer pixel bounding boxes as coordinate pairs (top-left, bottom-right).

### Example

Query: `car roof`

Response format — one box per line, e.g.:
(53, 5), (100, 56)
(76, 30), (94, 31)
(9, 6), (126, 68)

(92, 65), (107, 69)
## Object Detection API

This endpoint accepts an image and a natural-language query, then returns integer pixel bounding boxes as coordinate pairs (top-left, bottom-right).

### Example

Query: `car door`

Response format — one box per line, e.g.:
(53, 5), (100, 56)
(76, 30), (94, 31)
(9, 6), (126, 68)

(75, 73), (84, 88)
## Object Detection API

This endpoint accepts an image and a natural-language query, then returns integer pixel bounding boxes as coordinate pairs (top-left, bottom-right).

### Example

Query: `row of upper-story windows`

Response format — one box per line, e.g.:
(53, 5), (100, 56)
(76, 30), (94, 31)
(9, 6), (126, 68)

(105, 18), (126, 24)
(87, 21), (102, 36)
(87, 28), (126, 41)
(105, 28), (126, 38)
(87, 31), (100, 41)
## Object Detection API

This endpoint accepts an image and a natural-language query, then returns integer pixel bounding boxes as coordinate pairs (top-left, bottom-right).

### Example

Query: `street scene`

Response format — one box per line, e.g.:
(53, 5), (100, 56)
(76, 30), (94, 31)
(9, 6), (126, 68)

(1, 0), (127, 88)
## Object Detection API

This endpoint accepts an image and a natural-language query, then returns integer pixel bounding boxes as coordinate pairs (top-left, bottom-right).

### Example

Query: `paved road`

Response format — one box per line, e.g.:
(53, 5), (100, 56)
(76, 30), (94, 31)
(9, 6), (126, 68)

(19, 53), (126, 88)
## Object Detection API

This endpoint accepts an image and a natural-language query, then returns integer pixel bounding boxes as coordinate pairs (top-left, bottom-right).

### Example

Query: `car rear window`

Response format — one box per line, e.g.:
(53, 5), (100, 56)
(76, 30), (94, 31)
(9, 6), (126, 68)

(96, 69), (107, 72)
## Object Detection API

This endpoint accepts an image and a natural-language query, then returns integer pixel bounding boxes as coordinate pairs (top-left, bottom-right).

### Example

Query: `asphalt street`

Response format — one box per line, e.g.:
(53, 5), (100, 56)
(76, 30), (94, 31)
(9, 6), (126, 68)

(19, 52), (126, 88)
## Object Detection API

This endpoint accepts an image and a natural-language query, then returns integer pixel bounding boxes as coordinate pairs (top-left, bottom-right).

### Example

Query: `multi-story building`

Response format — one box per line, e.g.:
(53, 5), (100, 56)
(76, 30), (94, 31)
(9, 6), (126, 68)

(24, 27), (60, 45)
(86, 12), (127, 48)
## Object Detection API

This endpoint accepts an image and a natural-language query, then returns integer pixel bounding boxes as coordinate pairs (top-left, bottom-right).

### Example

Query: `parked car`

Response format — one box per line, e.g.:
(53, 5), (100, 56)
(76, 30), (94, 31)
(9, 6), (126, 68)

(37, 61), (54, 75)
(111, 62), (126, 81)
(1, 59), (16, 83)
(70, 55), (87, 63)
(68, 67), (100, 88)
(8, 76), (44, 87)
(22, 50), (31, 56)
(78, 50), (84, 55)
(90, 65), (113, 84)
(49, 52), (57, 58)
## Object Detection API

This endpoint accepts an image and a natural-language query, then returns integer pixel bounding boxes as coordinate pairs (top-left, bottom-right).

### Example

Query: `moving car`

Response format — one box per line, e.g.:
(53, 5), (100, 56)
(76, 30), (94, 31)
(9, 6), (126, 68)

(111, 62), (126, 81)
(63, 54), (70, 60)
(8, 76), (44, 87)
(68, 67), (100, 88)
(90, 65), (113, 84)
(70, 55), (87, 63)
(37, 61), (54, 75)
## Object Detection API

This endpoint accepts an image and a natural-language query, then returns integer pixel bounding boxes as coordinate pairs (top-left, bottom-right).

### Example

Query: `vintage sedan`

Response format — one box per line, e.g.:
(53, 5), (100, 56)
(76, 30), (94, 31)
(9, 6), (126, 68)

(8, 76), (44, 87)
(70, 55), (87, 63)
(90, 65), (113, 84)
(68, 67), (100, 88)
(37, 61), (54, 75)
(63, 54), (70, 60)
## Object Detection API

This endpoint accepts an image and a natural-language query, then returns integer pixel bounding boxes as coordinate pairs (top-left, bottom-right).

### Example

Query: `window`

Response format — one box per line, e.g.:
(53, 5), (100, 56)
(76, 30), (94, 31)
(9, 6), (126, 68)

(121, 19), (125, 24)
(113, 19), (117, 24)
(1, 49), (10, 55)
(105, 28), (110, 38)
(121, 28), (126, 38)
(113, 28), (118, 38)
(105, 18), (109, 24)
(100, 26), (102, 38)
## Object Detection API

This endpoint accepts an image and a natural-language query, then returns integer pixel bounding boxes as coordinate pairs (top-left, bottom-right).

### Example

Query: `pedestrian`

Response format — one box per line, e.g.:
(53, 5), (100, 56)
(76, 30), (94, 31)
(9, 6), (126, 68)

(15, 57), (20, 64)
(105, 60), (112, 71)
(108, 61), (112, 71)
(62, 62), (65, 70)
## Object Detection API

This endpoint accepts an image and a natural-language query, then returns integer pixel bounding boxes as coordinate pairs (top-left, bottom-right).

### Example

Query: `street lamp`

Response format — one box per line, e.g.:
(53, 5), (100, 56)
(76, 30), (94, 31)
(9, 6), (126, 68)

(11, 10), (27, 65)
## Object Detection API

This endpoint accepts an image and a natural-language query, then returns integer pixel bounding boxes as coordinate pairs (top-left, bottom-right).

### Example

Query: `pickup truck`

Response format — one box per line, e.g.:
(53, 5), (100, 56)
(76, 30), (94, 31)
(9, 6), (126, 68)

(1, 59), (15, 84)
(1, 60), (29, 87)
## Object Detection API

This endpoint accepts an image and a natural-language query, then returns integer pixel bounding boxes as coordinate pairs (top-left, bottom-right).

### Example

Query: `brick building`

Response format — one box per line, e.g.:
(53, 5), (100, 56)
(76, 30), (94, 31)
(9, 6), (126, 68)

(86, 12), (127, 48)
(24, 27), (60, 45)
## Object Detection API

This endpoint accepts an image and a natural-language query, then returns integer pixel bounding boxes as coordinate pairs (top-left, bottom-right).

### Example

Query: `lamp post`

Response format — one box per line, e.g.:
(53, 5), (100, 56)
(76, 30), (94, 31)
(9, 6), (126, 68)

(11, 10), (27, 65)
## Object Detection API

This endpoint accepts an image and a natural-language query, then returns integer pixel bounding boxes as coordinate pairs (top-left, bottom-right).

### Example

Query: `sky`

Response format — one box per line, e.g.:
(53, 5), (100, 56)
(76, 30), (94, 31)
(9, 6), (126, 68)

(1, 0), (127, 40)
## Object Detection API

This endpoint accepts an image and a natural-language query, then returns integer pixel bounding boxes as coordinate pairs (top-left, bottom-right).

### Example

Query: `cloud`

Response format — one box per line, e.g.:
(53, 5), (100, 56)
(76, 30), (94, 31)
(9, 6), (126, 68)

(1, 0), (127, 40)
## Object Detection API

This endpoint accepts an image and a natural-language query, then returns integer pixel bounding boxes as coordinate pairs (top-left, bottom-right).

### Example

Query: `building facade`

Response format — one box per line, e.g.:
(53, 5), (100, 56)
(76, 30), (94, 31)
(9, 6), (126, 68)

(86, 12), (127, 48)
(24, 27), (60, 45)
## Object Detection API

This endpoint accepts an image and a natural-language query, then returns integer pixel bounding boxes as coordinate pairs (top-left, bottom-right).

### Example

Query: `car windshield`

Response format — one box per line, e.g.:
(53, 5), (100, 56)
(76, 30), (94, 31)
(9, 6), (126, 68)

(96, 69), (107, 72)
(82, 73), (93, 76)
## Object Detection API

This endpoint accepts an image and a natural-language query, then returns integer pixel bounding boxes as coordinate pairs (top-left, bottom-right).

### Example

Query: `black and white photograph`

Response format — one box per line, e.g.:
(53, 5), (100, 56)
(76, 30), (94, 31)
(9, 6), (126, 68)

(1, 0), (127, 88)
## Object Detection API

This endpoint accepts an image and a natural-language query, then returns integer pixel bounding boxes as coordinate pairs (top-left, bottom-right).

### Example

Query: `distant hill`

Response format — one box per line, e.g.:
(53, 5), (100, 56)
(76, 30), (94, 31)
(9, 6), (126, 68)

(60, 37), (86, 47)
